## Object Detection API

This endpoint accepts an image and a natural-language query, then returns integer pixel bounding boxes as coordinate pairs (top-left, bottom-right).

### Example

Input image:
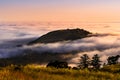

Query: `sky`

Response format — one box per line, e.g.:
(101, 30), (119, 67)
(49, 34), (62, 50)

(1, 0), (120, 66)
(0, 0), (120, 22)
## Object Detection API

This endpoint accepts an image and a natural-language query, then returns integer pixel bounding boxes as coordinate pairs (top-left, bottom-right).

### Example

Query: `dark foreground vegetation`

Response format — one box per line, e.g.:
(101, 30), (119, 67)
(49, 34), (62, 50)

(0, 54), (119, 80)
(0, 64), (120, 80)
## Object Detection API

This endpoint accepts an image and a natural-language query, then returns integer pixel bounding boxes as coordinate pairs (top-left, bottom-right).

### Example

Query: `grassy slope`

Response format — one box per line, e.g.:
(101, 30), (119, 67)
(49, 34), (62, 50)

(0, 64), (120, 80)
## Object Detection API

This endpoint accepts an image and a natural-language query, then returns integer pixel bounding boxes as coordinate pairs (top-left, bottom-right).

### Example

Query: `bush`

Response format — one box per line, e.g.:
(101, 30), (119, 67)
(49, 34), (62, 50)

(47, 60), (68, 68)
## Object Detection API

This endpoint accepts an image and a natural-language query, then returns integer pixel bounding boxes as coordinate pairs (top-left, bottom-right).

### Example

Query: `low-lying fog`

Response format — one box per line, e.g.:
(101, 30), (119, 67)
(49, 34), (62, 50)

(0, 22), (120, 66)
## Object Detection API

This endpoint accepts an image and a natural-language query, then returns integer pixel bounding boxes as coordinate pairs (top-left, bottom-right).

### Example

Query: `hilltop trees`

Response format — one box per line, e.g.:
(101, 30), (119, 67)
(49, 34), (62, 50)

(79, 54), (90, 69)
(46, 54), (120, 70)
(79, 54), (101, 69)
(78, 54), (120, 69)
(107, 55), (120, 65)
(91, 54), (101, 69)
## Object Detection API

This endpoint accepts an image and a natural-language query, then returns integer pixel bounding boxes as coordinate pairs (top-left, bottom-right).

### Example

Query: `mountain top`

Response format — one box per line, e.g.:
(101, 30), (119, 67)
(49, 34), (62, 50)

(29, 28), (92, 44)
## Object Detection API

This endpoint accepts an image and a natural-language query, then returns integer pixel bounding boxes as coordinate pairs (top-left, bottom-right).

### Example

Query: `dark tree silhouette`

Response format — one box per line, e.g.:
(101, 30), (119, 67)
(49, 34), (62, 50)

(107, 55), (120, 65)
(91, 54), (101, 69)
(47, 60), (68, 68)
(79, 54), (90, 69)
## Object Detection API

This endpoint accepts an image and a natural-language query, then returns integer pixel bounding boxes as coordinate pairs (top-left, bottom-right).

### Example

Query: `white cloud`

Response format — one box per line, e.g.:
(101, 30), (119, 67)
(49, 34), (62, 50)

(0, 34), (120, 67)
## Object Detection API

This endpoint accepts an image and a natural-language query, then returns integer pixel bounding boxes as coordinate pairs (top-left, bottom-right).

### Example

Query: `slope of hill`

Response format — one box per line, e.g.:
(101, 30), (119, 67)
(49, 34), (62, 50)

(0, 64), (120, 80)
(29, 28), (91, 44)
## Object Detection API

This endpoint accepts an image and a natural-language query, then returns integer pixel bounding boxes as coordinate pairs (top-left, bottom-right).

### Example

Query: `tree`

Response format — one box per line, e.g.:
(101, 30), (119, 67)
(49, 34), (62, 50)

(79, 54), (90, 69)
(91, 54), (101, 69)
(107, 55), (120, 65)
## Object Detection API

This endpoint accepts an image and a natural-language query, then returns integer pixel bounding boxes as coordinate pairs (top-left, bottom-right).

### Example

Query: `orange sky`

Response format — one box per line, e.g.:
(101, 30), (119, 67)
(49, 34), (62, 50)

(0, 0), (120, 22)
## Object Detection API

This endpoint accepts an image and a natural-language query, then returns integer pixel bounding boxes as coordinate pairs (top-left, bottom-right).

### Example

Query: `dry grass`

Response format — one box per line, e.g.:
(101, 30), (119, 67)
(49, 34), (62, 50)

(0, 64), (119, 80)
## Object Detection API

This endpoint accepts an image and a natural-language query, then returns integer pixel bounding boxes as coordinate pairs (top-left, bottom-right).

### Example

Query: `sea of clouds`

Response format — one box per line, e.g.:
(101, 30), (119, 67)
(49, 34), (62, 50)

(0, 22), (120, 66)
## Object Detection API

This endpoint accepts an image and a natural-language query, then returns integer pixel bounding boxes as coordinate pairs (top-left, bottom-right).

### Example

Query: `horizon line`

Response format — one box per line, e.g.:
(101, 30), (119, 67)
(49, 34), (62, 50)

(1, 21), (120, 23)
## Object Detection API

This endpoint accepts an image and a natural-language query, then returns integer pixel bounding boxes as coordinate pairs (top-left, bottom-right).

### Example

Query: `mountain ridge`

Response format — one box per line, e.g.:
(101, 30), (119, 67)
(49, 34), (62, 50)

(28, 28), (92, 44)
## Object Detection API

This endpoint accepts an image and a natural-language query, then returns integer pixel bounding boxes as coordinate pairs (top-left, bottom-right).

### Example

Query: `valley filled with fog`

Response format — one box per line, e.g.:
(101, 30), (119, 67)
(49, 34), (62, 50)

(0, 22), (120, 66)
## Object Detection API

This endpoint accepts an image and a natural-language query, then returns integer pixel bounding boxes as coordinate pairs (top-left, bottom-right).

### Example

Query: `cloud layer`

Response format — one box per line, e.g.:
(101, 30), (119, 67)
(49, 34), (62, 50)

(1, 22), (120, 66)
(0, 34), (120, 66)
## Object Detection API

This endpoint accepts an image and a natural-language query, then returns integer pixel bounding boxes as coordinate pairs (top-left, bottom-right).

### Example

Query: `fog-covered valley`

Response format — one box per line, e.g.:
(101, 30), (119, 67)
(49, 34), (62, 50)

(0, 22), (120, 66)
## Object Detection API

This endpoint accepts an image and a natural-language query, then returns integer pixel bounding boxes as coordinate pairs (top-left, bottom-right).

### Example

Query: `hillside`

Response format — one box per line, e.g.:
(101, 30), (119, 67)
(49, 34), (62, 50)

(29, 28), (91, 44)
(0, 64), (120, 80)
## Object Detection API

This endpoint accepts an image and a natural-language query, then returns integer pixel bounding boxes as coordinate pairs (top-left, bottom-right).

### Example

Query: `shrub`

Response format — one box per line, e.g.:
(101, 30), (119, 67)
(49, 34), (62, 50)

(47, 60), (68, 68)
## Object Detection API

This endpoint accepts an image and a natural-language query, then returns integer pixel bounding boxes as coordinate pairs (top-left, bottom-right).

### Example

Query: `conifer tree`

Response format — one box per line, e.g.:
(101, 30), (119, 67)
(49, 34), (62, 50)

(79, 54), (90, 69)
(91, 54), (101, 69)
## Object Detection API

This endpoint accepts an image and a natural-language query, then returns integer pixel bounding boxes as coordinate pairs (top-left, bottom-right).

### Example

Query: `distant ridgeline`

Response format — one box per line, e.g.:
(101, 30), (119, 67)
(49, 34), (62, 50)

(28, 28), (92, 44)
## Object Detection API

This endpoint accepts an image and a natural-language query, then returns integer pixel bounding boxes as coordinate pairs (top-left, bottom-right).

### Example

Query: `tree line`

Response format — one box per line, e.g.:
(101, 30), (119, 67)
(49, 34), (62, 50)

(47, 54), (120, 69)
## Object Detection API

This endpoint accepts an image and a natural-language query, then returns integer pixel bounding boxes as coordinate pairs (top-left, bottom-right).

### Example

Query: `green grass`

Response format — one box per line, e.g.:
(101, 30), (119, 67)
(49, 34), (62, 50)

(0, 64), (120, 80)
